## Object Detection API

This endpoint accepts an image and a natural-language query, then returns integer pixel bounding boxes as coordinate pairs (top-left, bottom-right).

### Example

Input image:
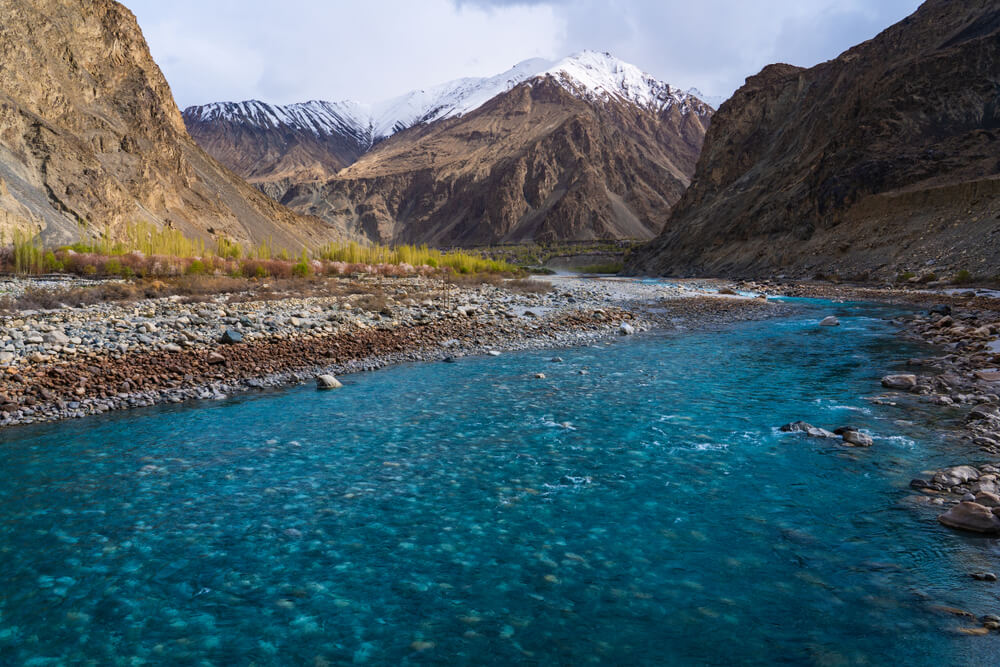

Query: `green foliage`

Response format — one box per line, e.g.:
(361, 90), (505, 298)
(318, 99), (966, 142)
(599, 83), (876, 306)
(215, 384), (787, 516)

(953, 269), (973, 284)
(185, 259), (207, 276)
(317, 241), (515, 274)
(896, 271), (916, 283)
(12, 231), (44, 274)
(292, 250), (312, 278)
(43, 251), (64, 272)
(216, 237), (243, 260)
(4, 222), (518, 279)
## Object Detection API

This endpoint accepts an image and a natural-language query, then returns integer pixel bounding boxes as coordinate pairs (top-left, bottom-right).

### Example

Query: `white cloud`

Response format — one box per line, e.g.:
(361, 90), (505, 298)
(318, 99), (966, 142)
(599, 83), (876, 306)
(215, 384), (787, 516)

(124, 0), (922, 109)
(126, 0), (562, 108)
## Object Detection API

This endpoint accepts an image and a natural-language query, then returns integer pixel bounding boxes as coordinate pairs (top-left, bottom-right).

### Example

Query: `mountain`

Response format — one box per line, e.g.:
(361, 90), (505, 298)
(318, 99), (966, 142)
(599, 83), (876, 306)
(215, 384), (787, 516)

(0, 0), (349, 250)
(184, 52), (713, 245)
(626, 0), (1000, 279)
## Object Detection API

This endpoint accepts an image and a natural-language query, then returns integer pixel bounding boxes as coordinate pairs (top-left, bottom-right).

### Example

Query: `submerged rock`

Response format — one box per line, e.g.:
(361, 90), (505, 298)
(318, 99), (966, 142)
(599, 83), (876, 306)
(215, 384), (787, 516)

(779, 421), (837, 438)
(938, 502), (1000, 534)
(316, 375), (343, 390)
(819, 316), (840, 327)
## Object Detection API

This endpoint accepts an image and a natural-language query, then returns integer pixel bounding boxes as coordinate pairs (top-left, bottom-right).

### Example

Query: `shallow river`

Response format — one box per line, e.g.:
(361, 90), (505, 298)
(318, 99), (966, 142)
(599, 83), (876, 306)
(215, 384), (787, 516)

(2, 299), (998, 665)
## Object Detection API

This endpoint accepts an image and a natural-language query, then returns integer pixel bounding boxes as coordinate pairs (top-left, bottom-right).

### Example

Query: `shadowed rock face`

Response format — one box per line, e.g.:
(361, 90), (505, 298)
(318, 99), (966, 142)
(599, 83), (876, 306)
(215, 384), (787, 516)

(0, 0), (349, 249)
(187, 78), (712, 246)
(626, 0), (1000, 279)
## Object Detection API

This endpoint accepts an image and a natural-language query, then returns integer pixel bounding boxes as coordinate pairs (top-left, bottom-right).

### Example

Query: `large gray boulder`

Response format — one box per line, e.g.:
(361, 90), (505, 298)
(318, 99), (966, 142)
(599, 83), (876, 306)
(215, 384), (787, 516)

(938, 502), (1000, 534)
(932, 465), (981, 487)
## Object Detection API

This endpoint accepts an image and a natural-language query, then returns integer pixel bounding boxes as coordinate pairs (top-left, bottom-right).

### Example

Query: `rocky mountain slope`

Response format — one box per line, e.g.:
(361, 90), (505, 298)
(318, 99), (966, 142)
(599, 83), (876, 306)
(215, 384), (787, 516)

(185, 52), (713, 245)
(0, 0), (348, 250)
(626, 0), (1000, 279)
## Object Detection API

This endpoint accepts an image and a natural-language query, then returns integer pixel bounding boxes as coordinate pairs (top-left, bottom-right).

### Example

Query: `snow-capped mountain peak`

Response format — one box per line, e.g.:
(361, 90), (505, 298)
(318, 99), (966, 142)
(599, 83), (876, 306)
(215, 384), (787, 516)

(183, 52), (712, 146)
(536, 51), (708, 114)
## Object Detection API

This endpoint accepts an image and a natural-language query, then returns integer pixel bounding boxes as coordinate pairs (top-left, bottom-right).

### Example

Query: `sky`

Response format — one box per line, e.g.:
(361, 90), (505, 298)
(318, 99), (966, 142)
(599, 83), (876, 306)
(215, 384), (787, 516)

(124, 0), (922, 110)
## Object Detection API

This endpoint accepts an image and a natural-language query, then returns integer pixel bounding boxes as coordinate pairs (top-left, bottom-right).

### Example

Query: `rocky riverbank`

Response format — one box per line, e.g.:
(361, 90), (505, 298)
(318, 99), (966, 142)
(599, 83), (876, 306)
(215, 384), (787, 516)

(0, 274), (784, 428)
(881, 299), (1000, 544)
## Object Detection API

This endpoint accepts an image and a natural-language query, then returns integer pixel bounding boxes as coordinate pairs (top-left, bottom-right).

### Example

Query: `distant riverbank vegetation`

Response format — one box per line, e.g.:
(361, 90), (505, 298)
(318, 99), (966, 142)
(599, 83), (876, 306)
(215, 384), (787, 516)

(0, 224), (515, 279)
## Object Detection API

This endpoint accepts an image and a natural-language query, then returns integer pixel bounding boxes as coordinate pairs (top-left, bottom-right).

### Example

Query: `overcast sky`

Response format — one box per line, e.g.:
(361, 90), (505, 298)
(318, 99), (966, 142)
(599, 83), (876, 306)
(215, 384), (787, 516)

(124, 0), (922, 109)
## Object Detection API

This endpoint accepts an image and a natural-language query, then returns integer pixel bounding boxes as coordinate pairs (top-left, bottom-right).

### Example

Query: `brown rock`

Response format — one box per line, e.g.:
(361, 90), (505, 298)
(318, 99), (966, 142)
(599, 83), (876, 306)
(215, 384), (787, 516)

(626, 0), (1000, 278)
(974, 491), (1000, 508)
(187, 76), (713, 245)
(938, 502), (1000, 534)
(0, 0), (354, 248)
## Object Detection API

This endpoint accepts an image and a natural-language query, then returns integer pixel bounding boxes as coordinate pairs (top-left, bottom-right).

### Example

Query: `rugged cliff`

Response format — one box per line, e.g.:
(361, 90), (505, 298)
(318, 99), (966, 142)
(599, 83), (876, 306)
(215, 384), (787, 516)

(0, 0), (347, 249)
(626, 0), (1000, 279)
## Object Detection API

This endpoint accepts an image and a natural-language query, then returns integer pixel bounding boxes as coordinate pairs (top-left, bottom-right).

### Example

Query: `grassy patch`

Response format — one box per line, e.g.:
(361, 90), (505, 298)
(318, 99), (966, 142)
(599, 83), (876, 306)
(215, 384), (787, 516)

(1, 228), (519, 279)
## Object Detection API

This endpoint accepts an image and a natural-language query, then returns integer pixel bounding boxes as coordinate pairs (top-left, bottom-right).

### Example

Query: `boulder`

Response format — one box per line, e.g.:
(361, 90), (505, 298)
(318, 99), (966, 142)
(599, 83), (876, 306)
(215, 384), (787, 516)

(316, 374), (343, 390)
(938, 502), (1000, 534)
(971, 479), (999, 495)
(932, 465), (981, 487)
(819, 316), (840, 326)
(841, 430), (873, 447)
(206, 352), (226, 365)
(968, 404), (1000, 421)
(974, 491), (1000, 508)
(619, 322), (635, 335)
(220, 329), (243, 345)
(881, 374), (917, 391)
(779, 421), (838, 438)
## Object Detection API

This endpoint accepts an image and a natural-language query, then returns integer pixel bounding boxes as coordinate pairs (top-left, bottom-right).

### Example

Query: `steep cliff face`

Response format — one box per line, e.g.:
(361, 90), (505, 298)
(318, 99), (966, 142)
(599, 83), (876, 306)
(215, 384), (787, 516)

(626, 0), (1000, 279)
(185, 52), (712, 246)
(0, 0), (347, 249)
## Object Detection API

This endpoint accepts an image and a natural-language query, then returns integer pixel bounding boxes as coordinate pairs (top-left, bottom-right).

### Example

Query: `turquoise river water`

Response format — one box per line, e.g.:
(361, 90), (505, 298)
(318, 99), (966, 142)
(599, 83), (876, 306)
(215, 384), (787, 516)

(2, 298), (999, 665)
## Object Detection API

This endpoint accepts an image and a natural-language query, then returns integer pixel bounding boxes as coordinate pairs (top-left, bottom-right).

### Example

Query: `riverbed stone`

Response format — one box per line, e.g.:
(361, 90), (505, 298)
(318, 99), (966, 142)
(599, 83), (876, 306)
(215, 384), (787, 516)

(316, 374), (343, 390)
(938, 502), (1000, 534)
(619, 322), (635, 335)
(841, 430), (873, 447)
(974, 491), (1000, 508)
(881, 374), (918, 391)
(220, 329), (243, 345)
(819, 316), (840, 327)
(779, 421), (838, 438)
(932, 465), (981, 486)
